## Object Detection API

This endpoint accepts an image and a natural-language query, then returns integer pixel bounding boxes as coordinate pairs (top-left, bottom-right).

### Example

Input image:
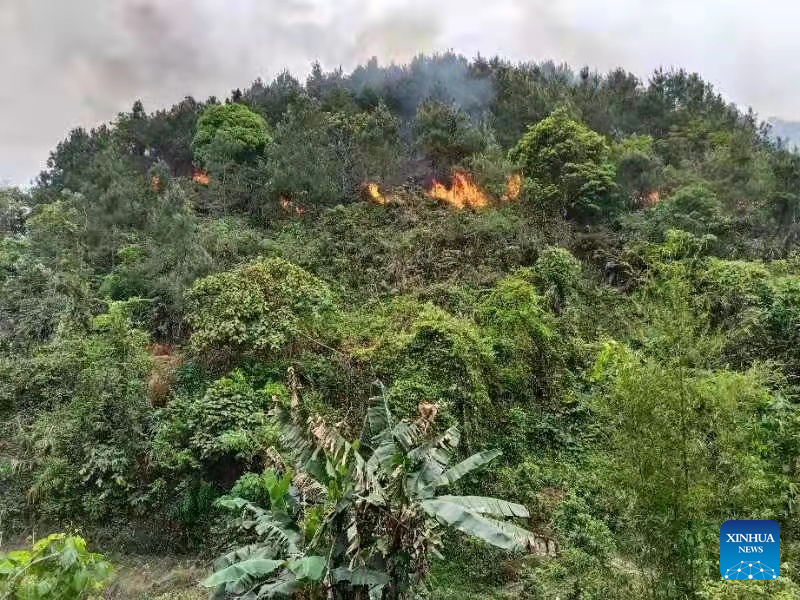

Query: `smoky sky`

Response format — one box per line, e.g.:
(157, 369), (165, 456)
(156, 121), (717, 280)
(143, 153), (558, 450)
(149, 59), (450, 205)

(1, 0), (799, 185)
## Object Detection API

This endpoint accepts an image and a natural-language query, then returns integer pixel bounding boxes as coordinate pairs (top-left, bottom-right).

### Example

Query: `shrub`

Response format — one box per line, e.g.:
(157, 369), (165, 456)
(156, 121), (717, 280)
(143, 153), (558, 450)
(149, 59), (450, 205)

(192, 103), (270, 168)
(355, 299), (496, 444)
(152, 370), (279, 473)
(185, 257), (335, 355)
(623, 183), (729, 241)
(478, 269), (566, 408)
(0, 533), (113, 599)
(509, 108), (617, 218)
(414, 100), (487, 174)
(534, 247), (583, 312)
(25, 302), (152, 521)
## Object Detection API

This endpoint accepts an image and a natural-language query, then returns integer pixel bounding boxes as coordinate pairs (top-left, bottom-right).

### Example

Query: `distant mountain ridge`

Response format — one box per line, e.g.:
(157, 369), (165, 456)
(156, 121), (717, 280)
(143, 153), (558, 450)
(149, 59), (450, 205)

(768, 117), (800, 148)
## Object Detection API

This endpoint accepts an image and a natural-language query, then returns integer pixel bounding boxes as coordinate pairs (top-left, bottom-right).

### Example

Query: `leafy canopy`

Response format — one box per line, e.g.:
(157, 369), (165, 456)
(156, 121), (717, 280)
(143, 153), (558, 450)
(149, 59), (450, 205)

(414, 100), (487, 174)
(185, 257), (335, 355)
(510, 107), (617, 216)
(192, 102), (271, 168)
(152, 370), (276, 471)
(0, 533), (113, 599)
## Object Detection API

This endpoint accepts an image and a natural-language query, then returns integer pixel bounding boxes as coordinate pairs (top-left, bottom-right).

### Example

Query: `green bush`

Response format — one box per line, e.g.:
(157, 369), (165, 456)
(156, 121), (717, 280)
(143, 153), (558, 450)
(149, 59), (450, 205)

(612, 134), (663, 206)
(509, 108), (617, 218)
(698, 576), (800, 599)
(624, 183), (730, 241)
(693, 258), (771, 325)
(552, 494), (615, 560)
(522, 549), (644, 600)
(414, 100), (487, 173)
(25, 301), (152, 521)
(355, 299), (496, 441)
(533, 246), (583, 312)
(185, 257), (335, 356)
(762, 276), (800, 375)
(589, 337), (799, 595)
(478, 269), (566, 409)
(152, 370), (278, 472)
(262, 101), (405, 211)
(0, 533), (113, 599)
(192, 103), (270, 168)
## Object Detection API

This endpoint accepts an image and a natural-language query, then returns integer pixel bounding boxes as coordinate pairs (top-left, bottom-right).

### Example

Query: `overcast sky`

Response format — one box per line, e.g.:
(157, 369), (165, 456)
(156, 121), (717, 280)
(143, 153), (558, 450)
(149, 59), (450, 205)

(1, 0), (799, 185)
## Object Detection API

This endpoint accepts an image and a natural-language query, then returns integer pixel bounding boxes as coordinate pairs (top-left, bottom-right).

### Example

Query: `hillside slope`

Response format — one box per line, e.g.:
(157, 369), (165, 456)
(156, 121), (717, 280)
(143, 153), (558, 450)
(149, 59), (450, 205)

(2, 54), (800, 599)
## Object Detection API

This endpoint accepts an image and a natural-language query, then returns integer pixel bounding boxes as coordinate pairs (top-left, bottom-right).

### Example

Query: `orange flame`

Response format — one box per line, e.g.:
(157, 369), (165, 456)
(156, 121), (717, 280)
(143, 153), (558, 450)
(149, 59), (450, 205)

(504, 173), (522, 201)
(640, 190), (660, 207)
(280, 196), (306, 215)
(428, 170), (488, 209)
(192, 169), (210, 185)
(366, 182), (386, 205)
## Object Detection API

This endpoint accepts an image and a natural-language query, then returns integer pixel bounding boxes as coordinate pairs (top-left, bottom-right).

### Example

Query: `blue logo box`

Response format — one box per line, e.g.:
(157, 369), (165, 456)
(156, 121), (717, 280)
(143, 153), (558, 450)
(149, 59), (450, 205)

(720, 520), (780, 580)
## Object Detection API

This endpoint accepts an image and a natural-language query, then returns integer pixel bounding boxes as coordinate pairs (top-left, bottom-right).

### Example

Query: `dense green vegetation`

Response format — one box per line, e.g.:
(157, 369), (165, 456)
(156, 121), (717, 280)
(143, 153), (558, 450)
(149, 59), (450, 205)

(0, 534), (113, 599)
(2, 53), (800, 598)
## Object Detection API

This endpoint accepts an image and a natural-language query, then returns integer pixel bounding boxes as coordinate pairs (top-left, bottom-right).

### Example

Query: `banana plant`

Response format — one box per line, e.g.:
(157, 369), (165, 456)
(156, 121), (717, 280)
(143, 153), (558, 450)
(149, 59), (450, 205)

(201, 471), (329, 599)
(205, 383), (543, 599)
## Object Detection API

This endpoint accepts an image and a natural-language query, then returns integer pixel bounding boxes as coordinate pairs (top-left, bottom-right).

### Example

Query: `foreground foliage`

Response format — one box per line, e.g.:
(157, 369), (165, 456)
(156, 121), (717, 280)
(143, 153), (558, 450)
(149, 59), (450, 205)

(0, 534), (113, 599)
(203, 390), (540, 599)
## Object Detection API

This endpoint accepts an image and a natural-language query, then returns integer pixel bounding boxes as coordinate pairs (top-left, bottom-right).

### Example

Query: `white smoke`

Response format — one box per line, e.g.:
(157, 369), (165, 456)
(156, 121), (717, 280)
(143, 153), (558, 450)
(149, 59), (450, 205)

(2, 0), (800, 184)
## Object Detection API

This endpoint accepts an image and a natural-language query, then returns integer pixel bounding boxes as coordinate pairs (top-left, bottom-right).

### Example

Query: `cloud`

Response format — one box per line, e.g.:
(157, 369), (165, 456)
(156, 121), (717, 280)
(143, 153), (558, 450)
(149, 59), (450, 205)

(0, 0), (448, 183)
(2, 0), (800, 184)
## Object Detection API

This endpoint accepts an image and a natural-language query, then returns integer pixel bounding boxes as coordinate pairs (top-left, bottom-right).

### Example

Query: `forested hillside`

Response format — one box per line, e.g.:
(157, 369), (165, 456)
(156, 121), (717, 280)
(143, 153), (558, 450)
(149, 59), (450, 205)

(3, 53), (800, 599)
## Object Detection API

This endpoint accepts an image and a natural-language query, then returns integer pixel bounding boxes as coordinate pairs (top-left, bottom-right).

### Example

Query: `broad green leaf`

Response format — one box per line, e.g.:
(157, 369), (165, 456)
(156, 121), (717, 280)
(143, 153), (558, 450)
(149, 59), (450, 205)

(433, 449), (502, 488)
(215, 496), (265, 516)
(421, 498), (535, 551)
(72, 570), (89, 592)
(407, 426), (460, 463)
(434, 495), (529, 518)
(367, 439), (399, 474)
(253, 516), (300, 555)
(200, 558), (284, 588)
(5, 551), (30, 563)
(265, 470), (293, 510)
(213, 544), (278, 570)
(37, 580), (53, 596)
(286, 555), (326, 581)
(258, 572), (300, 598)
(361, 386), (394, 447)
(59, 543), (79, 568)
(331, 566), (390, 588)
(0, 559), (17, 574)
(406, 461), (445, 498)
(391, 421), (422, 450)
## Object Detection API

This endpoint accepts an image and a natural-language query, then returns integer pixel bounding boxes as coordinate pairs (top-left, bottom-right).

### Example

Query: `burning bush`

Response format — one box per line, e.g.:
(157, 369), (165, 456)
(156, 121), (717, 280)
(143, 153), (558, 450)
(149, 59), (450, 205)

(147, 344), (183, 407)
(192, 169), (210, 185)
(365, 182), (387, 205)
(428, 170), (489, 209)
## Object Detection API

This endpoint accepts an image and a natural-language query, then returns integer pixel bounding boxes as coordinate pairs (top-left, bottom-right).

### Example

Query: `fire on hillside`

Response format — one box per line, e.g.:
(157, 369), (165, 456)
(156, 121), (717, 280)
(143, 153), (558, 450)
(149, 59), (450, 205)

(428, 170), (489, 209)
(504, 173), (522, 201)
(365, 182), (387, 205)
(192, 169), (210, 185)
(364, 171), (522, 209)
